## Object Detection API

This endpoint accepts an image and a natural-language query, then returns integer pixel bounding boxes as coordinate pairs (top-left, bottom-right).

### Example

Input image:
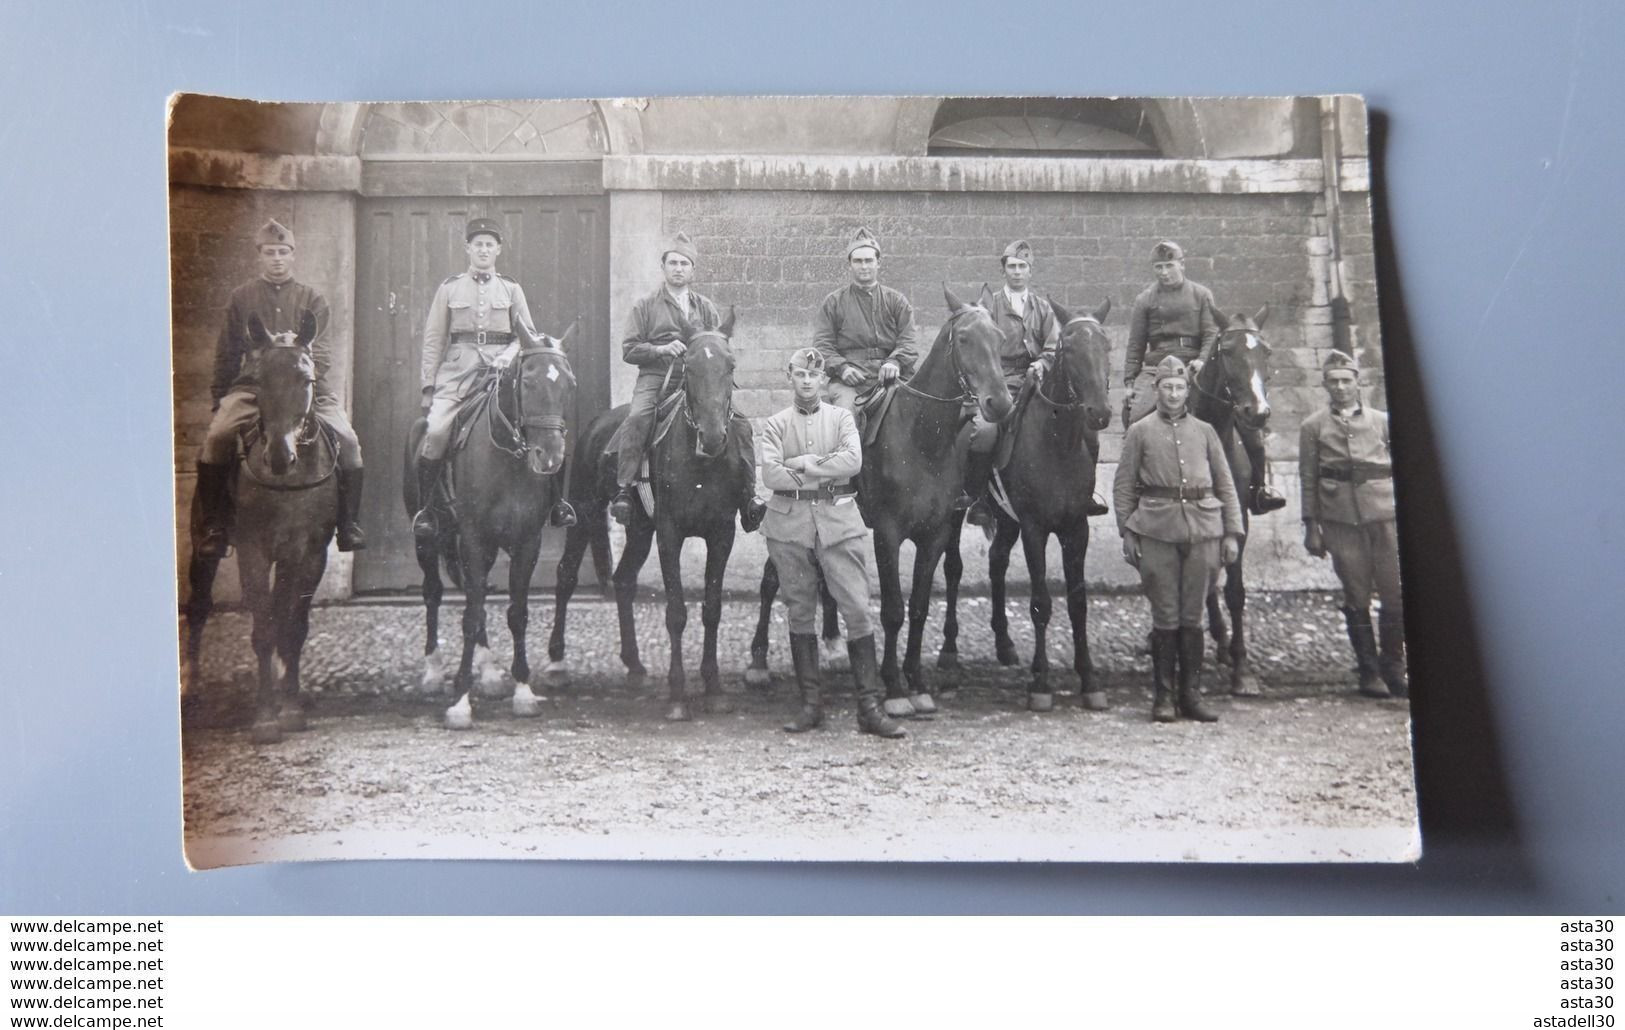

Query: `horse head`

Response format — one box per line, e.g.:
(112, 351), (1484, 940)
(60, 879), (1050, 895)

(1048, 298), (1114, 431)
(942, 284), (1013, 423)
(509, 322), (578, 476)
(247, 311), (317, 476)
(1207, 305), (1273, 430)
(683, 307), (738, 460)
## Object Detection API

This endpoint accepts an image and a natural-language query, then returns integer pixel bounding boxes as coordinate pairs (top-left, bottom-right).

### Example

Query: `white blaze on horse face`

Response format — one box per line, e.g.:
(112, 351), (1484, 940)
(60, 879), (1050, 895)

(546, 362), (559, 381)
(704, 346), (712, 360)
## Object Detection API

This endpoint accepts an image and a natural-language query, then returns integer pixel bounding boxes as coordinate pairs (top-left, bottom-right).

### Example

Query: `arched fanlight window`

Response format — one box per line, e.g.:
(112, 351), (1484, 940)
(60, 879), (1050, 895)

(928, 98), (1161, 157)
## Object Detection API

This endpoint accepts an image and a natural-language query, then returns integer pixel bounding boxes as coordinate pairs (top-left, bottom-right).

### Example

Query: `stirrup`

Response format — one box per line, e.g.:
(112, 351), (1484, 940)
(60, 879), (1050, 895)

(550, 501), (577, 528)
(195, 528), (231, 560)
(740, 498), (766, 533)
(337, 523), (367, 552)
(1249, 486), (1287, 515)
(609, 489), (635, 526)
(412, 508), (437, 544)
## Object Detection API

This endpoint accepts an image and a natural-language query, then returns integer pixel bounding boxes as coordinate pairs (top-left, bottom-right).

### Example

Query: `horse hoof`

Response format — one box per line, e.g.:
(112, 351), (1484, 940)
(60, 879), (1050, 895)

(936, 649), (959, 670)
(822, 638), (848, 666)
(702, 694), (735, 715)
(249, 720), (282, 745)
(883, 697), (916, 718)
(277, 707), (307, 733)
(996, 643), (1021, 667)
(444, 698), (474, 730)
(1232, 676), (1264, 698)
(541, 661), (571, 688)
(512, 687), (542, 718)
(1080, 690), (1109, 711)
(743, 666), (773, 690)
(626, 668), (648, 689)
(909, 693), (938, 716)
(1028, 692), (1054, 713)
(664, 703), (692, 722)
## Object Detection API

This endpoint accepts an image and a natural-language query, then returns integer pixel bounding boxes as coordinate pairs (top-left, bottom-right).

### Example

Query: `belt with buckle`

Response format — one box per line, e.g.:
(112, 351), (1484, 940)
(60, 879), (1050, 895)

(451, 331), (513, 347)
(774, 484), (858, 501)
(1139, 484), (1211, 500)
(1319, 465), (1392, 483)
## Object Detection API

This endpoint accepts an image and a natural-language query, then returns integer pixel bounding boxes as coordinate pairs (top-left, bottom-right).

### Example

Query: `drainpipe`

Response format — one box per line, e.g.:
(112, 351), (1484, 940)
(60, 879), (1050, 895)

(1320, 96), (1353, 355)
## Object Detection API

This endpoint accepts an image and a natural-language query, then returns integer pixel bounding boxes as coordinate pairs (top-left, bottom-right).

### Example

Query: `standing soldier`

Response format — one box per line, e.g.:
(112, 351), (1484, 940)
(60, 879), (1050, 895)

(1114, 356), (1243, 723)
(608, 232), (763, 532)
(411, 217), (570, 541)
(813, 227), (920, 412)
(194, 219), (367, 558)
(1300, 350), (1407, 699)
(963, 239), (1109, 523)
(1124, 240), (1286, 515)
(760, 348), (905, 740)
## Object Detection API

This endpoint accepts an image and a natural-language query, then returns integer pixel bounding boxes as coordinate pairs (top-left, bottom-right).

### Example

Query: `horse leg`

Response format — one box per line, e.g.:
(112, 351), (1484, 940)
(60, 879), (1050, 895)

(238, 550), (281, 744)
(745, 558), (780, 689)
(1207, 579), (1231, 661)
(989, 516), (1021, 666)
(508, 529), (544, 717)
(655, 525), (691, 722)
(871, 527), (911, 716)
(817, 566), (846, 668)
(1226, 547), (1262, 697)
(902, 531), (949, 715)
(1060, 525), (1103, 710)
(1021, 524), (1055, 712)
(182, 552), (220, 697)
(613, 519), (653, 686)
(935, 518), (963, 693)
(274, 566), (322, 733)
(417, 532), (447, 693)
(446, 532), (492, 730)
(699, 528), (735, 714)
(545, 521), (590, 688)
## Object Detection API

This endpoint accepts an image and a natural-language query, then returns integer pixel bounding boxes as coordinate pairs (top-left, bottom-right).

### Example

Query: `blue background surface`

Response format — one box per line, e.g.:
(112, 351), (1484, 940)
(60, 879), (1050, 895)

(1, 0), (1620, 913)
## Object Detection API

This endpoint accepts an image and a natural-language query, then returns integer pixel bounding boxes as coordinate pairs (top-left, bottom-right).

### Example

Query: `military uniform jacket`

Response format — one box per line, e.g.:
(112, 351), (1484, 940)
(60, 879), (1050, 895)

(986, 288), (1059, 379)
(1114, 409), (1244, 543)
(420, 271), (537, 389)
(212, 278), (332, 402)
(760, 400), (867, 548)
(621, 287), (722, 376)
(1299, 404), (1397, 525)
(812, 284), (920, 378)
(1125, 280), (1220, 381)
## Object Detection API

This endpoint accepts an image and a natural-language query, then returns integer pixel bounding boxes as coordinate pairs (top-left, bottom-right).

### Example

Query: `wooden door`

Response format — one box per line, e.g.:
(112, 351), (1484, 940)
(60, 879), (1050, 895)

(353, 196), (609, 592)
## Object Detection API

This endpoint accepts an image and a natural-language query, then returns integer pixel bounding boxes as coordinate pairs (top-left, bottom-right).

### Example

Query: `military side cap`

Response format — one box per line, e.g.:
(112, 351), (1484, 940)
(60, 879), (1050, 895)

(662, 232), (699, 263)
(1322, 350), (1361, 376)
(256, 219), (295, 249)
(1001, 239), (1033, 264)
(465, 217), (503, 243)
(1152, 240), (1184, 262)
(846, 226), (881, 259)
(1154, 355), (1189, 383)
(787, 347), (827, 372)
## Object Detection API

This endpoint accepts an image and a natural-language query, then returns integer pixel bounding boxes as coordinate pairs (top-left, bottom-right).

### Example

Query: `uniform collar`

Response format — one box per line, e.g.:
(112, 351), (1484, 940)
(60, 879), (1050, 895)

(469, 270), (494, 284)
(1156, 406), (1190, 423)
(1332, 401), (1365, 417)
(260, 274), (293, 288)
(793, 396), (822, 415)
(1003, 285), (1029, 305)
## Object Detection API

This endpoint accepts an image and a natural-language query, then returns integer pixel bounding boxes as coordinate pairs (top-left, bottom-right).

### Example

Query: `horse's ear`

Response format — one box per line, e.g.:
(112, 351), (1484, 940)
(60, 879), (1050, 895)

(1214, 310), (1231, 332)
(943, 282), (967, 313)
(295, 309), (319, 348)
(1253, 304), (1269, 329)
(718, 305), (736, 337)
(1091, 297), (1112, 323)
(1049, 297), (1073, 324)
(557, 319), (579, 350)
(978, 283), (993, 308)
(246, 314), (272, 347)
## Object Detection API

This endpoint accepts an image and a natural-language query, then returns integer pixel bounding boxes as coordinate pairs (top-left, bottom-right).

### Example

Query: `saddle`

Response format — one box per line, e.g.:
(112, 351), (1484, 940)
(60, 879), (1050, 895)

(855, 382), (901, 449)
(608, 390), (749, 519)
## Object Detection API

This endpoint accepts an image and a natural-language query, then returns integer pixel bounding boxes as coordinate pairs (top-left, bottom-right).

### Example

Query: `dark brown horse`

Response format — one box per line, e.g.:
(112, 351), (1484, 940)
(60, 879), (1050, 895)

(863, 286), (1013, 717)
(941, 298), (1114, 712)
(1189, 306), (1273, 696)
(183, 312), (338, 744)
(403, 328), (577, 729)
(547, 310), (749, 721)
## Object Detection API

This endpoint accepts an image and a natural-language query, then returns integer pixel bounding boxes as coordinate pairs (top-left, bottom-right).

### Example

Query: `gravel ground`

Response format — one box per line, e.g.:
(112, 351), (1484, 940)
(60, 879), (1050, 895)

(180, 590), (1419, 865)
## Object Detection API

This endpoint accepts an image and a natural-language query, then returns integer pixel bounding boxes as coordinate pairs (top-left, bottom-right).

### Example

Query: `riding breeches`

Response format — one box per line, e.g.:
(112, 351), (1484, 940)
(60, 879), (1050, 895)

(420, 341), (509, 459)
(202, 388), (362, 469)
(965, 373), (1028, 454)
(1320, 519), (1403, 615)
(1137, 536), (1222, 630)
(767, 534), (873, 639)
(1126, 346), (1201, 424)
(615, 372), (671, 488)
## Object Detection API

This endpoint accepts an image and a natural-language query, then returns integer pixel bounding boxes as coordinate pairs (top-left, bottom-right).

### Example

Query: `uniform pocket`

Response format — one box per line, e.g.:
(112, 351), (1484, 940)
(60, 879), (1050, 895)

(766, 495), (794, 515)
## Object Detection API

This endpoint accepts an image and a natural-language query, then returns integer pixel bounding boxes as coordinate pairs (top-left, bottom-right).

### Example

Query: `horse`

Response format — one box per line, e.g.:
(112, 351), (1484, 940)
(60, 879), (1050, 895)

(743, 552), (842, 690)
(862, 285), (1014, 717)
(940, 298), (1114, 712)
(403, 326), (577, 730)
(1188, 305), (1273, 696)
(546, 309), (749, 722)
(182, 312), (338, 744)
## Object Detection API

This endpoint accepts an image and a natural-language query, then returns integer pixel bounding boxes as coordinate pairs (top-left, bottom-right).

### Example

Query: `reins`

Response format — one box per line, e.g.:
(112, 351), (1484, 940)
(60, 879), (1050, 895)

(899, 307), (981, 405)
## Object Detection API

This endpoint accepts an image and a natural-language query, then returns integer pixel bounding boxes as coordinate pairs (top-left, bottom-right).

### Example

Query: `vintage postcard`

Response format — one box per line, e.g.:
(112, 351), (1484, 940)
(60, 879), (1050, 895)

(172, 94), (1418, 865)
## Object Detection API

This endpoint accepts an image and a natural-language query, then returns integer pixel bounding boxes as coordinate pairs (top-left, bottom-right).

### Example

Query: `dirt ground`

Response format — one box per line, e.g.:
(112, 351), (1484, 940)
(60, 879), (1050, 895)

(180, 593), (1419, 865)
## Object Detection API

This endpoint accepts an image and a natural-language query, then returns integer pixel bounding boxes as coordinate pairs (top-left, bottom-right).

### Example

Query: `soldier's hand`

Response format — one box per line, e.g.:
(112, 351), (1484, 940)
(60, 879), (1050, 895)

(1221, 535), (1241, 566)
(1026, 363), (1045, 385)
(1188, 359), (1204, 377)
(1304, 522), (1327, 558)
(840, 365), (867, 387)
(878, 361), (900, 385)
(421, 386), (434, 411)
(662, 341), (688, 359)
(1121, 531), (1141, 568)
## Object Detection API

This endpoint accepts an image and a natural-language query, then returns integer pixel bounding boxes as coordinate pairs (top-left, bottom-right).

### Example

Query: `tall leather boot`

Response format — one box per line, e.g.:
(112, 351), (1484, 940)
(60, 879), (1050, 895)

(609, 485), (637, 526)
(1378, 608), (1409, 699)
(335, 468), (368, 552)
(1241, 424), (1286, 514)
(193, 461), (234, 559)
(1342, 606), (1389, 698)
(783, 633), (824, 733)
(413, 456), (446, 545)
(1176, 626), (1220, 722)
(961, 449), (996, 527)
(847, 635), (905, 739)
(1150, 628), (1178, 723)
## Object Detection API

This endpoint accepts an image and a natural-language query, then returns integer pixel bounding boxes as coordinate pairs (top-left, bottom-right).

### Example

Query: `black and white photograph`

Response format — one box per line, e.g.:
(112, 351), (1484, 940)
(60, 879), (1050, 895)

(172, 93), (1419, 866)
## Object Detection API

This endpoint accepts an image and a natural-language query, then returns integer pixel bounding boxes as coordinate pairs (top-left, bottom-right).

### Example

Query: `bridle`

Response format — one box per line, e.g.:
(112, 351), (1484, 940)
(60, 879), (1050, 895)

(489, 345), (571, 464)
(1036, 315), (1105, 411)
(900, 306), (982, 404)
(1191, 326), (1271, 426)
(241, 338), (332, 489)
(680, 328), (736, 453)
